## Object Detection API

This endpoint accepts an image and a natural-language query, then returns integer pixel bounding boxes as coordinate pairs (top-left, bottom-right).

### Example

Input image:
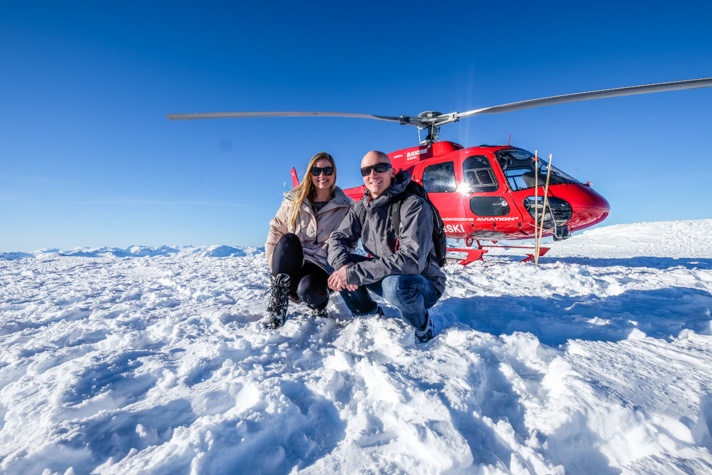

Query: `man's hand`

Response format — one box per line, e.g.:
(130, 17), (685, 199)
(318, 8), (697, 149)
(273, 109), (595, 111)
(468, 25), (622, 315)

(328, 266), (358, 292)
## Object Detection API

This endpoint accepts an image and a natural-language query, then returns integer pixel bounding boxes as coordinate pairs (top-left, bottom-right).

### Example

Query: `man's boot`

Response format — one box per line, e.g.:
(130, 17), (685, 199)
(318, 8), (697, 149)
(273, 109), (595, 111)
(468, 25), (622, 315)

(415, 312), (434, 343)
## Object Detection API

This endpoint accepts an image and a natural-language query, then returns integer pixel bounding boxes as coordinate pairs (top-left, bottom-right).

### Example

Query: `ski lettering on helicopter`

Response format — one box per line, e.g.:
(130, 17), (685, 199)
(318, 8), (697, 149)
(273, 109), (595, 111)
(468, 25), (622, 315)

(444, 224), (466, 233)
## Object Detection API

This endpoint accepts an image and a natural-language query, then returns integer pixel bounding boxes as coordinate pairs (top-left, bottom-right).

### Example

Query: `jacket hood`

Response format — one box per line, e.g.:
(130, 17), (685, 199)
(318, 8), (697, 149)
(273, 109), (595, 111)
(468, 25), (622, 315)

(364, 171), (412, 207)
(390, 171), (411, 195)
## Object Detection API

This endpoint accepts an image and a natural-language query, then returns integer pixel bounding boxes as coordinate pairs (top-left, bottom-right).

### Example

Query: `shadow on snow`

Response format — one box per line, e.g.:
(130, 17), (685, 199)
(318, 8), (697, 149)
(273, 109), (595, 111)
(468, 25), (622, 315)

(439, 287), (712, 346)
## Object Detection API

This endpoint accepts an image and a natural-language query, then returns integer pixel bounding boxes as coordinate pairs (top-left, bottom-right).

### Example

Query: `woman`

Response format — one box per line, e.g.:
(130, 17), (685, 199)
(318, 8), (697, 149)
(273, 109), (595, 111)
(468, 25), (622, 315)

(264, 151), (352, 329)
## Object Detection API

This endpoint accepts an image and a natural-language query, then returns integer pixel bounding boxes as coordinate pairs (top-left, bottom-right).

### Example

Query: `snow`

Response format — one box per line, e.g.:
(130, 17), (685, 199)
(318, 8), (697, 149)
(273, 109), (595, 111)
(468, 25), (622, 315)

(1, 219), (711, 474)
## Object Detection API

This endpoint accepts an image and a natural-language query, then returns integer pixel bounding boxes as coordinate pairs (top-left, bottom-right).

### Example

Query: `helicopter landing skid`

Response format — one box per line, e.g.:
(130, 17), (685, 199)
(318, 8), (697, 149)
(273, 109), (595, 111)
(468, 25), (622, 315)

(446, 244), (550, 265)
(446, 248), (488, 266)
(520, 247), (550, 263)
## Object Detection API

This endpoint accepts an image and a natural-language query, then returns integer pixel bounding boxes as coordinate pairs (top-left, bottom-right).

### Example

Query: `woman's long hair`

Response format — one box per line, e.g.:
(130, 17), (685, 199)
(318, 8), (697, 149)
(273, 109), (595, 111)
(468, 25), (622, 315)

(288, 152), (337, 230)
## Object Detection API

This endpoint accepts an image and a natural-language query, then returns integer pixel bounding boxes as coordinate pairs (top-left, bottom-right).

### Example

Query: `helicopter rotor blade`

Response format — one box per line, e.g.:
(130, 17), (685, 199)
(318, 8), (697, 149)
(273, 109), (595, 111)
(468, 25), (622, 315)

(453, 77), (712, 121)
(166, 110), (403, 122)
(166, 77), (712, 134)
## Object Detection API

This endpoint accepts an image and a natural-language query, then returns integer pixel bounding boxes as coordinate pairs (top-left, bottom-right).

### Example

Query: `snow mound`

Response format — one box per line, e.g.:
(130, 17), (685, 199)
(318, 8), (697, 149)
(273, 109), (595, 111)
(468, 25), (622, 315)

(0, 251), (33, 261)
(192, 245), (247, 257)
(1, 245), (262, 260)
(548, 219), (712, 259)
(57, 245), (181, 258)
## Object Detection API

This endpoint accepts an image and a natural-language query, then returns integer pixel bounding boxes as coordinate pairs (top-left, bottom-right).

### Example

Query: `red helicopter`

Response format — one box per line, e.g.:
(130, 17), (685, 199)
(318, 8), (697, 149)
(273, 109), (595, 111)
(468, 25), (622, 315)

(168, 77), (712, 263)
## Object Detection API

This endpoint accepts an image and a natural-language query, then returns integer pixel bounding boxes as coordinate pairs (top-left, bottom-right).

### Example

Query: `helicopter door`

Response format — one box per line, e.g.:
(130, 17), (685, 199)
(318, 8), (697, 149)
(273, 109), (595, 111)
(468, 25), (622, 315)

(417, 160), (468, 238)
(461, 155), (524, 233)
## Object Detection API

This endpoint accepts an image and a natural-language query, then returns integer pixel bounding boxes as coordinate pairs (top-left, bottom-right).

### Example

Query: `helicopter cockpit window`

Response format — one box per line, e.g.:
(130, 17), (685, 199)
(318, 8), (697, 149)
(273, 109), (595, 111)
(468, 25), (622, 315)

(422, 161), (456, 193)
(462, 155), (498, 192)
(496, 148), (580, 191)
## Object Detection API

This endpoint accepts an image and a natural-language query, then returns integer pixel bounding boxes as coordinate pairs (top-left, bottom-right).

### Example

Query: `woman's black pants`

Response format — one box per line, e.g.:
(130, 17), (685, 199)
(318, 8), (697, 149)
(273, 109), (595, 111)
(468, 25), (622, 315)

(271, 233), (329, 311)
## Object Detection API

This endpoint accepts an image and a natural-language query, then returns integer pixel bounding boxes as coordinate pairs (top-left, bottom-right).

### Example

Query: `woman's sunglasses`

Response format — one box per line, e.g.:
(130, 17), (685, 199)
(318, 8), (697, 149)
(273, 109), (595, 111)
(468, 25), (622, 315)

(310, 166), (334, 176)
(360, 163), (392, 176)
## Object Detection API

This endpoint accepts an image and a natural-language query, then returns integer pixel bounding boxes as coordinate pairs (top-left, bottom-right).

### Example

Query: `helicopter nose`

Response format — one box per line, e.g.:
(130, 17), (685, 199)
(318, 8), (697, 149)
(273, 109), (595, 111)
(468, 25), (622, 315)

(566, 185), (611, 230)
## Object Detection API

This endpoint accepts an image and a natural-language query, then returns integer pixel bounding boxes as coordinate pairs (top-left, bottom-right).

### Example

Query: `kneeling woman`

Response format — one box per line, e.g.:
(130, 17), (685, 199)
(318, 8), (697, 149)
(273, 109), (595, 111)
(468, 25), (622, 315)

(264, 152), (352, 328)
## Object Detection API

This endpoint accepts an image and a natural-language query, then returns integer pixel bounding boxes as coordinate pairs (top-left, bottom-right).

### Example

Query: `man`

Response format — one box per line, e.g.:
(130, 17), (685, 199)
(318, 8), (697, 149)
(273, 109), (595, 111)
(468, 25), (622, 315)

(327, 150), (446, 343)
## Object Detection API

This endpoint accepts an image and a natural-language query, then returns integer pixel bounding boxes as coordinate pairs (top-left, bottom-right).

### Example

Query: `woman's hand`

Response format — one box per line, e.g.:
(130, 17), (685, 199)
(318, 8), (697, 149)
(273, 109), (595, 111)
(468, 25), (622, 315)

(328, 266), (358, 291)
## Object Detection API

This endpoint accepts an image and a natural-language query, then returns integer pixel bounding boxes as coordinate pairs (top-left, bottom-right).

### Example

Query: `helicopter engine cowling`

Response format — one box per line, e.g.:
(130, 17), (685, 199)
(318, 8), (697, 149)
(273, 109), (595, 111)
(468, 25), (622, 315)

(524, 196), (573, 229)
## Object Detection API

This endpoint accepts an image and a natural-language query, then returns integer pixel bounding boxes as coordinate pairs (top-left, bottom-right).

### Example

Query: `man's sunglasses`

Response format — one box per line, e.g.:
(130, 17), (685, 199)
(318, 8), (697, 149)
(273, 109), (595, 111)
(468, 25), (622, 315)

(360, 163), (392, 176)
(310, 166), (334, 176)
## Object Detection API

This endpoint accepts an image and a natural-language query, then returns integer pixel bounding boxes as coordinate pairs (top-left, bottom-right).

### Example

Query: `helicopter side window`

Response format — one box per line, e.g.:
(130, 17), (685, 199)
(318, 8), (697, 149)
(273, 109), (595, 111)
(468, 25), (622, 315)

(462, 155), (498, 192)
(470, 196), (510, 216)
(422, 162), (456, 193)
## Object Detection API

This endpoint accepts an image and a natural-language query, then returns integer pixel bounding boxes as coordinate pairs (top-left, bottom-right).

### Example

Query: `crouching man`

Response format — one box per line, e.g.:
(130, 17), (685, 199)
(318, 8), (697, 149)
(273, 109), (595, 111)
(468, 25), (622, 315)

(327, 150), (446, 343)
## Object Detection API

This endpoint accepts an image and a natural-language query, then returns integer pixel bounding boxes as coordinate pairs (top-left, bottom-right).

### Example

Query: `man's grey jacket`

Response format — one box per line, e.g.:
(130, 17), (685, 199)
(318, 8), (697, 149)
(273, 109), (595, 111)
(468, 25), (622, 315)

(327, 171), (446, 295)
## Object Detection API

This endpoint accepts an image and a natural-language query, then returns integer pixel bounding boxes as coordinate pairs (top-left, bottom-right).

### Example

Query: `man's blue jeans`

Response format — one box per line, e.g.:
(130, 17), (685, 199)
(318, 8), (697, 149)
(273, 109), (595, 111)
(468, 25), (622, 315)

(340, 274), (441, 330)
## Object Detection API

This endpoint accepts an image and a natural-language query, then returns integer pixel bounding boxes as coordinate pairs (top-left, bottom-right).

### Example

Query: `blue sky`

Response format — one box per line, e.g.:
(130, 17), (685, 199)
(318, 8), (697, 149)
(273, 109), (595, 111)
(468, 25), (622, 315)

(2, 1), (711, 251)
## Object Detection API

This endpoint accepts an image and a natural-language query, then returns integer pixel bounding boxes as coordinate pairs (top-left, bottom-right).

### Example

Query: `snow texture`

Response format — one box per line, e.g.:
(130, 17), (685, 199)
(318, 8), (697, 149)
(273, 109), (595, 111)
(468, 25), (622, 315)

(1, 220), (711, 474)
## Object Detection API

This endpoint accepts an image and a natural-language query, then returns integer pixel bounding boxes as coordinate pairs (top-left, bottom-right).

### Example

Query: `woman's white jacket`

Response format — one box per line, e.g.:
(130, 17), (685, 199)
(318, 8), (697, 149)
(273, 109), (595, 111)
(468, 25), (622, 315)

(265, 187), (352, 273)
